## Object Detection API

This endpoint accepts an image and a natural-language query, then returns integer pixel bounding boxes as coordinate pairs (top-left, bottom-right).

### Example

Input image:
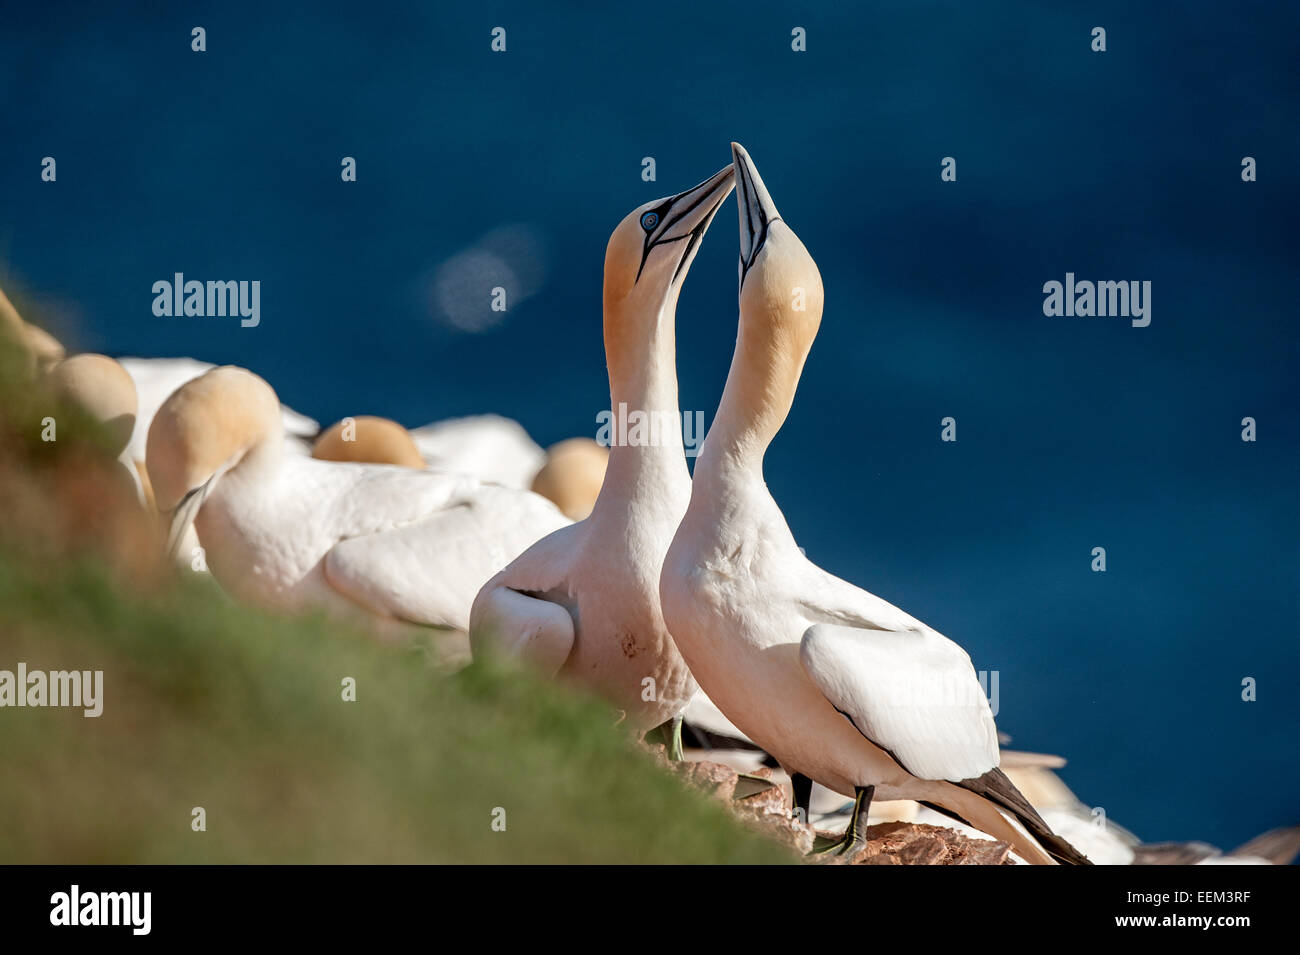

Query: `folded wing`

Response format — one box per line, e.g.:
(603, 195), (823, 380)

(799, 621), (1000, 782)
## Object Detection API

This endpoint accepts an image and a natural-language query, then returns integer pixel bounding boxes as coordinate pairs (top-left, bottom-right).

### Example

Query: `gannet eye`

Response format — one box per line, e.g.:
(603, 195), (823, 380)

(640, 211), (659, 231)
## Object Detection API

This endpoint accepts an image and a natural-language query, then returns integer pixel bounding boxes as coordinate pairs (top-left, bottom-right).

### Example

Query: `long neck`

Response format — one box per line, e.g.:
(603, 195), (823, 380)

(211, 407), (286, 503)
(694, 311), (806, 500)
(594, 296), (690, 517)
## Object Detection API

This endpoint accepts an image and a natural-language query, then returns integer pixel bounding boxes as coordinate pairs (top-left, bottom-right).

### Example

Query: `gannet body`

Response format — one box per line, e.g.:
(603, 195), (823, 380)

(147, 366), (568, 633)
(317, 415), (608, 521)
(120, 357), (319, 466)
(410, 414), (545, 488)
(660, 145), (1089, 864)
(469, 166), (736, 732)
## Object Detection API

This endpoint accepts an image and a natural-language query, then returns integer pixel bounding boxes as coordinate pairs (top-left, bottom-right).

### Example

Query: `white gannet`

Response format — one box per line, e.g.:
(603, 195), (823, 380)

(529, 437), (609, 521)
(119, 356), (319, 466)
(146, 365), (569, 633)
(410, 414), (546, 488)
(658, 144), (1089, 864)
(469, 165), (737, 739)
(43, 353), (145, 504)
(313, 415), (426, 469)
(319, 415), (609, 521)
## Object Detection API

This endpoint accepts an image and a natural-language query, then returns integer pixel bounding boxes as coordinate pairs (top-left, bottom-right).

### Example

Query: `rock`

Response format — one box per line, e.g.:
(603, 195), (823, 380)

(676, 759), (740, 802)
(842, 822), (1013, 865)
(660, 752), (1009, 864)
(742, 807), (816, 855)
(735, 772), (787, 816)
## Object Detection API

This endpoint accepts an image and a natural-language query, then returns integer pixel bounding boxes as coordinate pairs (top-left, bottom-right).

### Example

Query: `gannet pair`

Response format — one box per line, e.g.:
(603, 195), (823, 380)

(146, 366), (569, 634)
(313, 416), (609, 521)
(658, 144), (1090, 864)
(469, 165), (737, 736)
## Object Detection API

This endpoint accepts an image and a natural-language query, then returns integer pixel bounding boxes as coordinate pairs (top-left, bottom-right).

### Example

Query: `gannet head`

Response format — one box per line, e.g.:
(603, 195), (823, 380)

(530, 437), (610, 520)
(603, 164), (736, 321)
(43, 354), (138, 456)
(312, 415), (425, 469)
(731, 142), (824, 363)
(147, 365), (283, 557)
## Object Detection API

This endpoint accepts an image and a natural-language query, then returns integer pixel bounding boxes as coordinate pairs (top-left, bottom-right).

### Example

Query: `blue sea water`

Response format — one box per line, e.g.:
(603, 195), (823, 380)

(2, 1), (1297, 852)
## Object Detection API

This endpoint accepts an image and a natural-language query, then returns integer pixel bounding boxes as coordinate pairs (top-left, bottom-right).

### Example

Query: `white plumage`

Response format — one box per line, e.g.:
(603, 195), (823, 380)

(660, 144), (1088, 865)
(469, 165), (737, 731)
(148, 366), (568, 634)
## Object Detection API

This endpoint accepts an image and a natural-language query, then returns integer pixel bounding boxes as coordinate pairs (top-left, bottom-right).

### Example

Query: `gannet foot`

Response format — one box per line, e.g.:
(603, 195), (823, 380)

(812, 784), (875, 856)
(645, 713), (686, 761)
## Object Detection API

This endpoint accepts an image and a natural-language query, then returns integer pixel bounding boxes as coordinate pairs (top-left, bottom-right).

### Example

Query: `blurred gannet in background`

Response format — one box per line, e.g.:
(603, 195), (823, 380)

(410, 414), (545, 488)
(998, 755), (1300, 866)
(529, 438), (609, 521)
(43, 353), (144, 504)
(314, 417), (610, 521)
(313, 415), (426, 469)
(469, 165), (737, 741)
(146, 366), (569, 635)
(119, 356), (319, 467)
(1, 284), (65, 375)
(659, 144), (1089, 864)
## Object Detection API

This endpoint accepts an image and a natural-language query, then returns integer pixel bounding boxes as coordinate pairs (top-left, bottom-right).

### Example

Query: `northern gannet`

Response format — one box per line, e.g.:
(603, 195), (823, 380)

(469, 165), (737, 737)
(529, 437), (609, 521)
(313, 415), (426, 469)
(410, 414), (546, 488)
(43, 353), (145, 504)
(119, 357), (319, 466)
(317, 416), (608, 520)
(146, 365), (569, 633)
(658, 144), (1089, 864)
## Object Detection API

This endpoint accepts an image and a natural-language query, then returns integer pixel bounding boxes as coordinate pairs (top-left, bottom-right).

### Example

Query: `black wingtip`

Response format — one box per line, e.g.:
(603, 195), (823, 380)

(961, 767), (1094, 865)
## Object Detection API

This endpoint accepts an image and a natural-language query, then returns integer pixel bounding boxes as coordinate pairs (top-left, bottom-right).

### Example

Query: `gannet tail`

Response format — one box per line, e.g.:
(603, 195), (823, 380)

(935, 768), (1092, 865)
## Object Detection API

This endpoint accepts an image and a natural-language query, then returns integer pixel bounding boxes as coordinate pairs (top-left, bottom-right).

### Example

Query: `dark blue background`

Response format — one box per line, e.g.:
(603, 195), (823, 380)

(3, 1), (1296, 850)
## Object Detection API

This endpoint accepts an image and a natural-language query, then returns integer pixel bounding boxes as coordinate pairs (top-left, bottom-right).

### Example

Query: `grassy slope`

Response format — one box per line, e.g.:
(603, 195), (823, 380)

(0, 331), (789, 865)
(0, 551), (789, 864)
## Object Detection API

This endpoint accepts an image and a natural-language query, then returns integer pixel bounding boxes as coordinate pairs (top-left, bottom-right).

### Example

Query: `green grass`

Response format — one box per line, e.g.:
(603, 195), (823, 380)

(0, 550), (790, 863)
(0, 330), (789, 865)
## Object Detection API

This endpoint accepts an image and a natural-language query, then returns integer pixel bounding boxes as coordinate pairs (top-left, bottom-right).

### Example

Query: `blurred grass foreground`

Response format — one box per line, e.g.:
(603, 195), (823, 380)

(0, 323), (787, 864)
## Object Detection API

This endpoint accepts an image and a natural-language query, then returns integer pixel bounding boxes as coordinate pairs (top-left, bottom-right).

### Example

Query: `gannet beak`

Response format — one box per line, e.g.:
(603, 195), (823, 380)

(637, 164), (736, 283)
(731, 142), (781, 288)
(164, 476), (214, 562)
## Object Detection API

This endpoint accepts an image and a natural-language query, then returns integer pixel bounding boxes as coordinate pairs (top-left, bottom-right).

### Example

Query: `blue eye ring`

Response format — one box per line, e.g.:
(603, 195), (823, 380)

(640, 211), (659, 231)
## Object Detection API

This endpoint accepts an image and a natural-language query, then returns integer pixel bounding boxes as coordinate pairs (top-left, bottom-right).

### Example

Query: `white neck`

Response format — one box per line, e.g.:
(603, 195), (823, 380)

(592, 300), (690, 521)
